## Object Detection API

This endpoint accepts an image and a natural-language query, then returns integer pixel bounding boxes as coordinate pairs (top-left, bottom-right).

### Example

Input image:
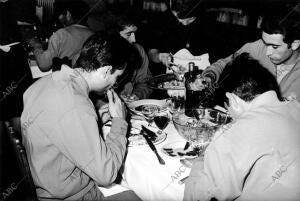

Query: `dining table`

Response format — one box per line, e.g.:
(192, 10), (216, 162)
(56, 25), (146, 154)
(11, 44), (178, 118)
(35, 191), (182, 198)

(99, 101), (192, 201)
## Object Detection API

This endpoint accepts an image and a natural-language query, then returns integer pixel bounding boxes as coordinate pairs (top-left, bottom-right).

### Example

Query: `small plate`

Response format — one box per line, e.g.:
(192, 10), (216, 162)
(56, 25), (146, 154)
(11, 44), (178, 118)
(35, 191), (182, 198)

(161, 141), (198, 159)
(127, 99), (168, 116)
(128, 119), (167, 147)
(128, 131), (167, 147)
(103, 120), (167, 147)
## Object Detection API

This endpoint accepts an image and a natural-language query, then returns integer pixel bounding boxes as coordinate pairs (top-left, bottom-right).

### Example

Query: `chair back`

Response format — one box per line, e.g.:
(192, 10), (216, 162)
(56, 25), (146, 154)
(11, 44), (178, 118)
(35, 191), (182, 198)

(4, 123), (38, 201)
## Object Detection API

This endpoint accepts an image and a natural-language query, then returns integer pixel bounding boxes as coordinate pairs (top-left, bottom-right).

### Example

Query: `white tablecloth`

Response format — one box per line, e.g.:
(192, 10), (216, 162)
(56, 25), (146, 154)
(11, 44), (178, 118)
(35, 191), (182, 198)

(100, 120), (190, 201)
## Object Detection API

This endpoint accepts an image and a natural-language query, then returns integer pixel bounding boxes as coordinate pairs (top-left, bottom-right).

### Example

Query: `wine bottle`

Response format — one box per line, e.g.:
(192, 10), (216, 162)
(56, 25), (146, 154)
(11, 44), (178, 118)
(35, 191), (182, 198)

(185, 62), (206, 117)
(185, 62), (197, 117)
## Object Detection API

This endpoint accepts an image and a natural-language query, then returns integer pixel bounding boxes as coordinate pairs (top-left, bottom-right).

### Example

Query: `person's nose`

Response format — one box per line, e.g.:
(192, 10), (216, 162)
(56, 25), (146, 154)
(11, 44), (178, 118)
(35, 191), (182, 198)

(266, 46), (273, 57)
(130, 34), (136, 43)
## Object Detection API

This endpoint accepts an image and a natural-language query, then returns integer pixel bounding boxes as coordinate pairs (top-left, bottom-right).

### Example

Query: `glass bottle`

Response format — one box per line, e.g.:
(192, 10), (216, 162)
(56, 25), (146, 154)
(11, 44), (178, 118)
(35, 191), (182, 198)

(185, 62), (197, 116)
(184, 62), (206, 116)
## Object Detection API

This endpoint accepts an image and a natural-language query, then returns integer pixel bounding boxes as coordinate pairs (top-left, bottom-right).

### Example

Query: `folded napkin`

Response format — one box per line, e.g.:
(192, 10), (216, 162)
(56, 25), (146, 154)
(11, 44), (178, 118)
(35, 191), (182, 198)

(167, 48), (210, 74)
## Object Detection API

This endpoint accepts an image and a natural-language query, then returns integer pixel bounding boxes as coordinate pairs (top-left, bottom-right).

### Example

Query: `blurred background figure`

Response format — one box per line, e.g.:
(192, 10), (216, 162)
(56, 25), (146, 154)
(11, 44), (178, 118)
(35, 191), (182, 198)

(28, 0), (94, 72)
(146, 0), (212, 74)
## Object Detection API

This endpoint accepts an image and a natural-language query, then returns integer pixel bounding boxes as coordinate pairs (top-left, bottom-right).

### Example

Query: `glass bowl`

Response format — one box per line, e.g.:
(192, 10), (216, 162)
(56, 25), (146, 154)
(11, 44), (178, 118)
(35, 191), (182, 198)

(172, 108), (232, 154)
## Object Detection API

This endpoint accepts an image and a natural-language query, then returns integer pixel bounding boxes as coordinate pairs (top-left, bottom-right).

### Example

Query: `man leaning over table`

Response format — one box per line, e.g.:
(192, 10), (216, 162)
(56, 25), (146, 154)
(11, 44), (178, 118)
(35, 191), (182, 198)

(191, 4), (300, 101)
(21, 33), (141, 201)
(184, 53), (300, 201)
(106, 11), (153, 99)
(28, 0), (94, 72)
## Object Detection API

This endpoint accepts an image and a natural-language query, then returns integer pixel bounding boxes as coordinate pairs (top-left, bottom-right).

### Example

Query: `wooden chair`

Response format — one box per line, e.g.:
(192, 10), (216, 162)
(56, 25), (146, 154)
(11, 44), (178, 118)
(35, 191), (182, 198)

(4, 123), (38, 201)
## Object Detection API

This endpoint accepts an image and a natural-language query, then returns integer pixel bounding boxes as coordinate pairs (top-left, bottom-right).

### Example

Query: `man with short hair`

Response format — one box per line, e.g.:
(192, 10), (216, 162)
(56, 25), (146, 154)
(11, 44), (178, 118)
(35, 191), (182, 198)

(29, 0), (94, 72)
(147, 0), (209, 69)
(106, 12), (152, 99)
(184, 53), (300, 201)
(21, 33), (141, 201)
(197, 5), (300, 101)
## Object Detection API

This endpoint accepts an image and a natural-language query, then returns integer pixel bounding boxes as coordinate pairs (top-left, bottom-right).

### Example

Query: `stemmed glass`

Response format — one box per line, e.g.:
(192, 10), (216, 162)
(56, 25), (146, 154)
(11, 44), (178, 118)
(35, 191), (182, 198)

(187, 127), (213, 156)
(153, 112), (170, 135)
(141, 108), (156, 126)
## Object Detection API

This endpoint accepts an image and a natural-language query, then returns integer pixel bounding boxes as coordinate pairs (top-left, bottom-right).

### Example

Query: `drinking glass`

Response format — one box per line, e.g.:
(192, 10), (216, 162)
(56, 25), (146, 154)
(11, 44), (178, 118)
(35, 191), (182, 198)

(170, 95), (185, 114)
(141, 107), (156, 126)
(153, 112), (170, 135)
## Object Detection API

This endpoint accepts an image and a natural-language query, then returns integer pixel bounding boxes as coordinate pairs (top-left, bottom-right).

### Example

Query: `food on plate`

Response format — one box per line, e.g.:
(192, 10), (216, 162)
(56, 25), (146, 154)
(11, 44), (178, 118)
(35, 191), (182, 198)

(104, 118), (166, 146)
(135, 104), (161, 114)
(128, 129), (166, 146)
(121, 94), (139, 102)
(158, 80), (184, 89)
(161, 146), (198, 158)
(171, 64), (186, 73)
(128, 134), (146, 146)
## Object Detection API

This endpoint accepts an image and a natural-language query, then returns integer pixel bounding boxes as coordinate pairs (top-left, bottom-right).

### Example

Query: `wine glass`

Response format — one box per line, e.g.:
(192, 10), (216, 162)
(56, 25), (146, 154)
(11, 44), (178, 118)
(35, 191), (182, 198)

(187, 126), (213, 156)
(153, 112), (170, 135)
(141, 107), (157, 126)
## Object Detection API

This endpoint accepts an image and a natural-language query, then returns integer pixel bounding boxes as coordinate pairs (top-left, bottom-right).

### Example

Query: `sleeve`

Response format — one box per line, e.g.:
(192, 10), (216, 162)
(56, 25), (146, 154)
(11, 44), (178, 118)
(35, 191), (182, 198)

(202, 42), (255, 83)
(58, 108), (128, 186)
(183, 141), (243, 201)
(34, 29), (64, 71)
(131, 44), (153, 99)
(283, 74), (300, 102)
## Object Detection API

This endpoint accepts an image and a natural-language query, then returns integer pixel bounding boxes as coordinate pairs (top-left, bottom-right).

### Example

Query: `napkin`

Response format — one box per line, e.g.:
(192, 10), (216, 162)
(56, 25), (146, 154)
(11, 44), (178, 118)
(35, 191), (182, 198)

(167, 48), (210, 74)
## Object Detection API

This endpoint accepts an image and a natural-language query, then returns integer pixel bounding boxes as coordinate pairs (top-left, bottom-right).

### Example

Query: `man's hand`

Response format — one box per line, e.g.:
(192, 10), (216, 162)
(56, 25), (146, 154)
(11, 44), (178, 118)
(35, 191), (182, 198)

(159, 53), (173, 67)
(107, 89), (126, 119)
(188, 75), (212, 91)
(28, 37), (43, 50)
(120, 93), (139, 103)
(98, 104), (111, 124)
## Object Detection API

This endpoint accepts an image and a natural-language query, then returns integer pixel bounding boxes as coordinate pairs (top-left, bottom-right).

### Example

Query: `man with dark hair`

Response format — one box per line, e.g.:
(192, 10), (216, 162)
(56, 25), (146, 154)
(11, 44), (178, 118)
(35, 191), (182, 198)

(28, 0), (94, 72)
(104, 12), (152, 99)
(195, 4), (300, 101)
(213, 52), (283, 106)
(184, 53), (300, 201)
(21, 33), (141, 201)
(147, 0), (211, 70)
(54, 0), (90, 27)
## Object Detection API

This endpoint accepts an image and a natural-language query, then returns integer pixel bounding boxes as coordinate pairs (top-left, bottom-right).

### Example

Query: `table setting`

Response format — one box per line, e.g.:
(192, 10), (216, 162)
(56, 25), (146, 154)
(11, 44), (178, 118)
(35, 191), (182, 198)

(98, 48), (232, 199)
(99, 92), (232, 200)
(98, 48), (229, 200)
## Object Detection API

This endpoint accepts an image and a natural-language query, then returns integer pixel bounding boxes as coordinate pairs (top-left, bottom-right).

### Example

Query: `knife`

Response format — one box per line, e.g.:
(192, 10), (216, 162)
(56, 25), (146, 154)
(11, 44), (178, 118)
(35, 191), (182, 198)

(141, 125), (157, 140)
(183, 142), (190, 150)
(141, 131), (165, 165)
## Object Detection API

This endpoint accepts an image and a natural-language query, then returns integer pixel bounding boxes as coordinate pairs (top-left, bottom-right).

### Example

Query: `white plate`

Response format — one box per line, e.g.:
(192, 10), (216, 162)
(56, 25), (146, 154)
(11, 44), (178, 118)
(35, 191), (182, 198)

(161, 141), (198, 159)
(127, 99), (168, 116)
(102, 119), (167, 147)
(128, 131), (167, 147)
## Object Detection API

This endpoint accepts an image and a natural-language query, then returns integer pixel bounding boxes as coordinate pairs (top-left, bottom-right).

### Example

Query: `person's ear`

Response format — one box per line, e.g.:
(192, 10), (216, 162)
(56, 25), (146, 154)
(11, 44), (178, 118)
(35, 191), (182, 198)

(103, 66), (112, 79)
(225, 92), (240, 112)
(66, 10), (72, 22)
(291, 40), (300, 50)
